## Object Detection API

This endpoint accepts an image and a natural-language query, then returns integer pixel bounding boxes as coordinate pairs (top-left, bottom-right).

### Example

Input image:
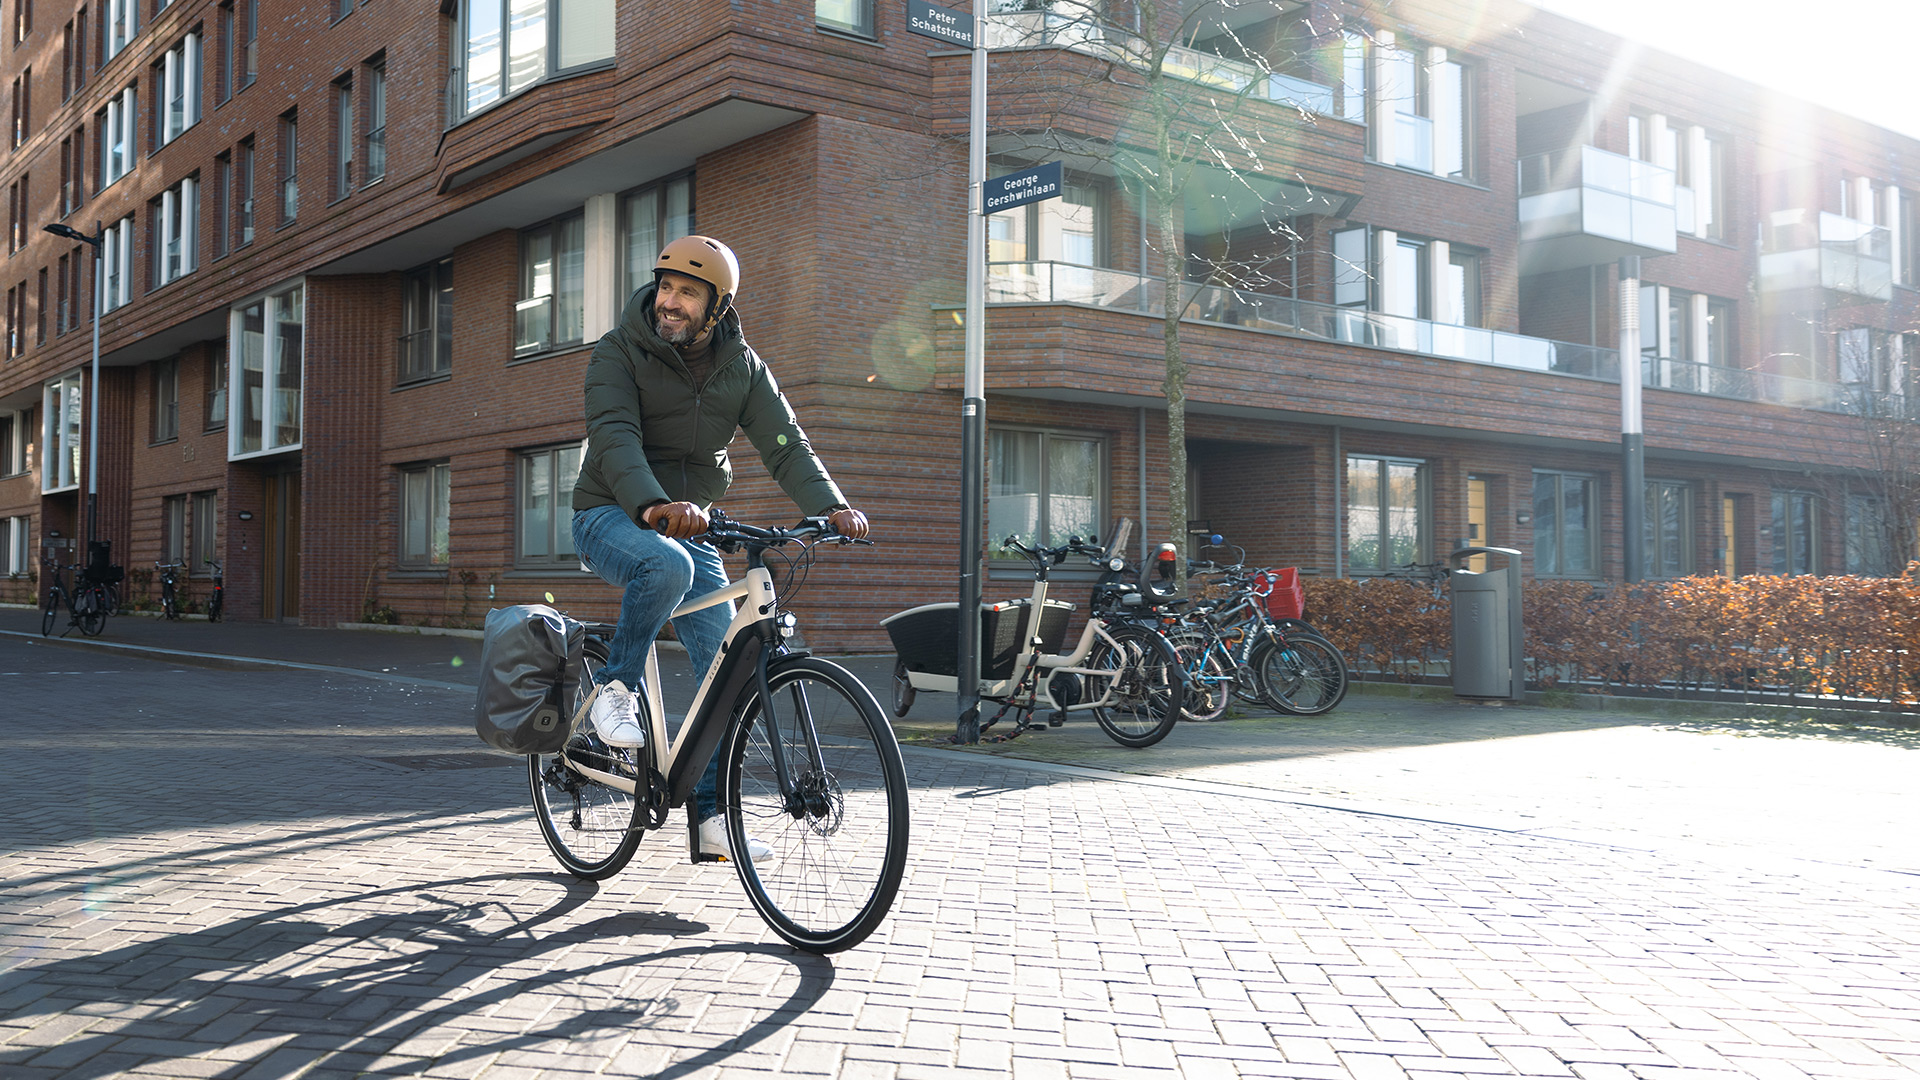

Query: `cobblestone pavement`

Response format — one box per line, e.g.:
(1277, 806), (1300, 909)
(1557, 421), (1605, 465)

(3, 631), (1919, 1079)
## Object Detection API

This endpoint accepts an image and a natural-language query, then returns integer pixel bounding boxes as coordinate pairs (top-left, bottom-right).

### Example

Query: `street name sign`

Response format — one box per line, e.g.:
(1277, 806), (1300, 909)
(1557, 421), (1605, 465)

(983, 161), (1063, 214)
(907, 0), (972, 48)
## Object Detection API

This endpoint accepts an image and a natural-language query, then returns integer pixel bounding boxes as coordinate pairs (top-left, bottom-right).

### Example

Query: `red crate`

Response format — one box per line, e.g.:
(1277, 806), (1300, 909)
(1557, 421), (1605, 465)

(1256, 568), (1303, 621)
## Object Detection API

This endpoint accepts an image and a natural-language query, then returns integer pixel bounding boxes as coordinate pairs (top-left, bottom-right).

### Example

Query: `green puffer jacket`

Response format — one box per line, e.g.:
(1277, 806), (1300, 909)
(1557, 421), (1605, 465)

(571, 284), (846, 522)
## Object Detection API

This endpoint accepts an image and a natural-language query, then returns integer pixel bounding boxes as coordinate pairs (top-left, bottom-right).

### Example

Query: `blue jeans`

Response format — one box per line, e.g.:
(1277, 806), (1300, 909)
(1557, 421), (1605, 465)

(571, 504), (734, 818)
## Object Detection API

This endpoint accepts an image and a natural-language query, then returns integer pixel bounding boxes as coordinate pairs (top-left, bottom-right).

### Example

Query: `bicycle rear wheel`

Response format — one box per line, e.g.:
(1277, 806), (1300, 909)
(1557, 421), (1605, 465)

(723, 656), (909, 954)
(75, 588), (107, 637)
(528, 643), (646, 879)
(1166, 628), (1231, 722)
(1253, 634), (1349, 715)
(206, 587), (223, 622)
(40, 595), (57, 637)
(161, 581), (179, 620)
(1087, 623), (1183, 747)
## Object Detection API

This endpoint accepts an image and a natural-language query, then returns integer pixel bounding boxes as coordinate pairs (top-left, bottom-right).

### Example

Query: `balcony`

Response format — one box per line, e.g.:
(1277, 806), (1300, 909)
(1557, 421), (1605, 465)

(983, 260), (1868, 416)
(1517, 146), (1678, 273)
(1758, 210), (1892, 303)
(984, 11), (1340, 117)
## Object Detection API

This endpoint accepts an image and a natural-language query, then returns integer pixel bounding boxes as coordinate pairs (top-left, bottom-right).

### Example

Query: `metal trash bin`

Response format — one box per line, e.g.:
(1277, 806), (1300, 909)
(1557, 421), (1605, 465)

(1448, 546), (1523, 701)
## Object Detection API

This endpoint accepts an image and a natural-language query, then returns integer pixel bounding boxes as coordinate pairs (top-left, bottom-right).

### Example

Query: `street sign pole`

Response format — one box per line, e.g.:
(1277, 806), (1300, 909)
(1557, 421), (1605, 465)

(956, 0), (987, 744)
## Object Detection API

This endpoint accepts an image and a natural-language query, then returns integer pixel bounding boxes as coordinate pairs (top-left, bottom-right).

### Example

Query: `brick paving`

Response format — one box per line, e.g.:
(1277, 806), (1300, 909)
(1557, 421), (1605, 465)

(2, 623), (1919, 1078)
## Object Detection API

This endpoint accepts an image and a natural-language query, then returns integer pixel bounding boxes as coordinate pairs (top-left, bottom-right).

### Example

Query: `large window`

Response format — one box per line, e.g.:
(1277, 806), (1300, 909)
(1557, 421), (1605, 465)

(1643, 479), (1693, 578)
(1770, 490), (1818, 575)
(1, 515), (29, 576)
(619, 173), (693, 304)
(0, 407), (28, 476)
(203, 342), (226, 430)
(42, 371), (82, 493)
(191, 490), (217, 572)
(400, 461), (451, 568)
(988, 172), (1102, 266)
(278, 110), (297, 224)
(155, 32), (200, 147)
(989, 428), (1104, 560)
(1532, 470), (1597, 577)
(516, 212), (584, 355)
(816, 0), (872, 37)
(1845, 493), (1894, 576)
(150, 358), (178, 443)
(151, 177), (198, 287)
(235, 136), (255, 248)
(1347, 454), (1426, 572)
(1328, 226), (1481, 327)
(104, 0), (136, 60)
(99, 84), (137, 188)
(363, 58), (386, 184)
(517, 443), (583, 568)
(100, 215), (134, 312)
(400, 258), (453, 383)
(1366, 31), (1470, 180)
(1629, 113), (1728, 241)
(229, 283), (303, 457)
(331, 75), (353, 199)
(457, 0), (616, 118)
(160, 493), (187, 563)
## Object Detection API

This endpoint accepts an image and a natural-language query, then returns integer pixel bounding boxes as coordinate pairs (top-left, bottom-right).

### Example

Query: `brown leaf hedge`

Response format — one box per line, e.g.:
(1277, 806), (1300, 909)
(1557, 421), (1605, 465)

(1304, 568), (1920, 705)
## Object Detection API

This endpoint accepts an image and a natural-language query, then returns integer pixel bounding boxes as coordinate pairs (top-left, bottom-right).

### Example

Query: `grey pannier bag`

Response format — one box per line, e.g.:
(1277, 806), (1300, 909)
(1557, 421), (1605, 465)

(475, 604), (585, 755)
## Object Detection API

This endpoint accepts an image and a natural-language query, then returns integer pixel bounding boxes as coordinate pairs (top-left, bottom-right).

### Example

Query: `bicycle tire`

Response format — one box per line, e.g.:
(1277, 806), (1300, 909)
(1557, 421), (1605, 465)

(40, 595), (57, 637)
(161, 581), (178, 620)
(1086, 622), (1183, 747)
(206, 588), (223, 622)
(528, 641), (646, 879)
(1165, 628), (1231, 722)
(890, 658), (915, 719)
(76, 588), (107, 637)
(1252, 634), (1349, 715)
(722, 655), (909, 954)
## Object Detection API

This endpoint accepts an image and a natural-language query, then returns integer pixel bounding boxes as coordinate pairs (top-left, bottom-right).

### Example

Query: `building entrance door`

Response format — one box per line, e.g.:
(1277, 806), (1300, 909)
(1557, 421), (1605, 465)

(262, 471), (301, 621)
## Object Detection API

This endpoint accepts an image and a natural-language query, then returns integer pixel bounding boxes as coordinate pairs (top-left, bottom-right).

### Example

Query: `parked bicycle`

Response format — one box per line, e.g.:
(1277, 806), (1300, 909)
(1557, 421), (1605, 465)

(883, 518), (1185, 747)
(528, 511), (908, 955)
(1166, 548), (1350, 717)
(40, 557), (107, 637)
(204, 559), (224, 622)
(156, 562), (186, 620)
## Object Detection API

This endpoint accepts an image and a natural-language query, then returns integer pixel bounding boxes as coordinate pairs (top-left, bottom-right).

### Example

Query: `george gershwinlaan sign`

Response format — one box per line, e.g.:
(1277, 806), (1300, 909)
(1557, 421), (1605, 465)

(906, 0), (972, 48)
(983, 162), (1063, 214)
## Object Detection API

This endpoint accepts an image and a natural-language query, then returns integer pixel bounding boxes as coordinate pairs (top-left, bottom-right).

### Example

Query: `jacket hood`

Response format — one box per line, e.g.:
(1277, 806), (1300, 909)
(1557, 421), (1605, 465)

(619, 282), (744, 355)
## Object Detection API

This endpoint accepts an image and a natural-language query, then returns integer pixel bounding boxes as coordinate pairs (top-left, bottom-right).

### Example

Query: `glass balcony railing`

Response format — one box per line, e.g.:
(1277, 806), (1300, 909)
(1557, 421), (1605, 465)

(1758, 210), (1892, 301)
(983, 11), (1339, 117)
(1517, 145), (1677, 253)
(984, 260), (1872, 416)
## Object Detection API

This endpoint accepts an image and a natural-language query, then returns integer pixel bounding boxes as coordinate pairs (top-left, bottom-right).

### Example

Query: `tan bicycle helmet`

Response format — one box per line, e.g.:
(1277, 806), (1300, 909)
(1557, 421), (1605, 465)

(654, 235), (740, 333)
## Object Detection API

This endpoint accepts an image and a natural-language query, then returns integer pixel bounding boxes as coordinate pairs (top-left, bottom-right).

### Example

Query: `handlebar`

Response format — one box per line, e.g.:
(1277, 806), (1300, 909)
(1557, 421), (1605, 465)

(700, 508), (873, 553)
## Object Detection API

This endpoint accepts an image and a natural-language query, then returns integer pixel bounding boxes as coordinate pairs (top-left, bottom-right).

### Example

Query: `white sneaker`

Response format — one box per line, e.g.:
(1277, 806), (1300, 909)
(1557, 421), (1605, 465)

(588, 680), (645, 747)
(697, 815), (773, 863)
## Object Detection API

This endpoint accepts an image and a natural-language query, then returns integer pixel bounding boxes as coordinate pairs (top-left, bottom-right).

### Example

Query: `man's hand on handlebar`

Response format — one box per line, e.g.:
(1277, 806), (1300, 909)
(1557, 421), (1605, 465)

(828, 507), (870, 540)
(642, 501), (710, 539)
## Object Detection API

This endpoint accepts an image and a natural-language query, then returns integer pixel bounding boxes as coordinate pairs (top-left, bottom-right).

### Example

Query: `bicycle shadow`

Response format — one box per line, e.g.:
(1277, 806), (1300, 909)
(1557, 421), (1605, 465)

(0, 871), (835, 1079)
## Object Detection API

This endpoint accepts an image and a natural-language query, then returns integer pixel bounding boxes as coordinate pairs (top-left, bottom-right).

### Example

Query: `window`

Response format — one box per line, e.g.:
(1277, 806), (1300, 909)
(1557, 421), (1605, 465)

(1329, 226), (1481, 327)
(1532, 470), (1597, 577)
(235, 136), (254, 247)
(333, 0), (352, 21)
(362, 58), (385, 183)
(160, 493), (187, 563)
(104, 0), (135, 60)
(515, 212), (584, 355)
(278, 110), (297, 224)
(239, 0), (256, 89)
(1629, 114), (1728, 241)
(215, 1), (232, 102)
(203, 340), (226, 430)
(988, 427), (1104, 560)
(191, 489), (216, 571)
(1846, 493), (1894, 576)
(816, 0), (872, 36)
(35, 267), (45, 345)
(155, 32), (200, 147)
(100, 214), (133, 311)
(210, 152), (228, 258)
(1366, 31), (1470, 180)
(5, 284), (19, 359)
(66, 9), (86, 98)
(457, 0), (615, 117)
(1770, 490), (1818, 575)
(151, 176), (197, 286)
(987, 170), (1102, 266)
(10, 68), (29, 149)
(516, 443), (583, 568)
(619, 173), (693, 303)
(400, 461), (451, 567)
(41, 370), (82, 493)
(1901, 189), (1919, 289)
(1, 515), (29, 576)
(63, 125), (83, 212)
(0, 407), (27, 475)
(331, 75), (352, 198)
(150, 358), (178, 443)
(14, 0), (29, 43)
(6, 174), (23, 252)
(99, 84), (137, 188)
(61, 243), (80, 332)
(400, 259), (453, 383)
(1345, 455), (1426, 572)
(229, 282), (303, 456)
(1643, 479), (1693, 578)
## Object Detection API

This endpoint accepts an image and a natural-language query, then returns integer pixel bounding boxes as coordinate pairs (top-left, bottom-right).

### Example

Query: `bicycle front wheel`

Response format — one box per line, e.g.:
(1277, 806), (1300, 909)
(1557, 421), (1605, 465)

(1087, 623), (1183, 747)
(206, 587), (224, 622)
(161, 582), (178, 620)
(75, 589), (107, 637)
(1253, 634), (1349, 715)
(40, 596), (57, 637)
(528, 643), (645, 879)
(1165, 628), (1231, 722)
(723, 656), (909, 955)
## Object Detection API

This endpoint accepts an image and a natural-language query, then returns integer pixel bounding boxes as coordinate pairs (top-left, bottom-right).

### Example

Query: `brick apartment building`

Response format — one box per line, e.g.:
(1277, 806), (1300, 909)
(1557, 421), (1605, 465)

(0, 0), (1915, 651)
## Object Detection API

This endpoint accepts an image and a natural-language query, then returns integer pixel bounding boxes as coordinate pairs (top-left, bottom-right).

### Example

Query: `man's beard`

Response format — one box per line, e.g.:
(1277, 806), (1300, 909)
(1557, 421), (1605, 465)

(654, 312), (699, 346)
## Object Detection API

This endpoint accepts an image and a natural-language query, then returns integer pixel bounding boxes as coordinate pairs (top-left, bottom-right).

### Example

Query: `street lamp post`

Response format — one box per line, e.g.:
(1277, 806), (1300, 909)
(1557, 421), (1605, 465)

(43, 221), (104, 559)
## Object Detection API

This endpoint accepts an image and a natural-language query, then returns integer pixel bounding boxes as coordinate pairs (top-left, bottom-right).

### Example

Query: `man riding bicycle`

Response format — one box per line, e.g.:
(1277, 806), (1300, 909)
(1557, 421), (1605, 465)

(570, 234), (868, 863)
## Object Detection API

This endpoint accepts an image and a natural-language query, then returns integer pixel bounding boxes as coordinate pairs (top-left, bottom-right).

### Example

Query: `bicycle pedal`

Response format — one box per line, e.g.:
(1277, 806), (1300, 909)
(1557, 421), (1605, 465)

(1048, 712), (1066, 727)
